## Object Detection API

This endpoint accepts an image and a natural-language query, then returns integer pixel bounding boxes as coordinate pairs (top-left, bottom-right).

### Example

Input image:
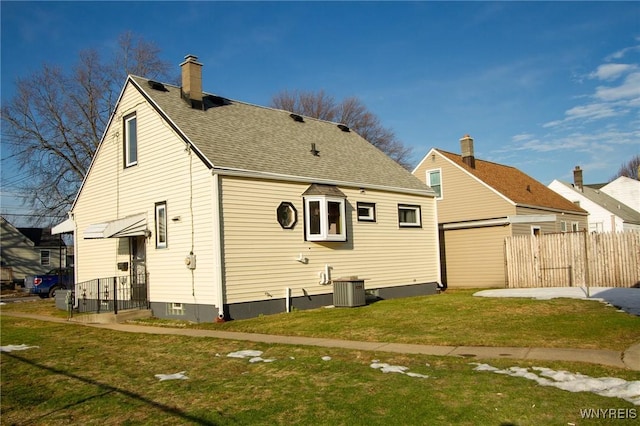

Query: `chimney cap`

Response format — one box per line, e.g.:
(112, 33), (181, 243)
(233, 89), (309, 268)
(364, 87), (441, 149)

(181, 54), (202, 66)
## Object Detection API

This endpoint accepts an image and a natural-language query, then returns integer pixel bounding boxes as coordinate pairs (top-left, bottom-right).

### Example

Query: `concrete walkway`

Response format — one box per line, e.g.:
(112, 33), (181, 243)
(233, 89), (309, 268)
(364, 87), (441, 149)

(3, 311), (639, 371)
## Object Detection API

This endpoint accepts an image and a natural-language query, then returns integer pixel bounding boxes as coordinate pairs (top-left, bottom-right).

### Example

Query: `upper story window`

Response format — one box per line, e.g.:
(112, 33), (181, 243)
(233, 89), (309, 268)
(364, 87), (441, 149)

(427, 169), (442, 198)
(302, 184), (347, 242)
(398, 204), (421, 228)
(357, 202), (376, 222)
(560, 221), (567, 232)
(124, 113), (138, 167)
(155, 202), (167, 249)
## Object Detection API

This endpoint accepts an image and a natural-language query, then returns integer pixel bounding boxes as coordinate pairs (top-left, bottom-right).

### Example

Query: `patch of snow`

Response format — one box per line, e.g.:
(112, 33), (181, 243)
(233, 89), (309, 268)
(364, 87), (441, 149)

(227, 350), (263, 359)
(249, 356), (276, 363)
(474, 287), (640, 316)
(155, 371), (189, 381)
(370, 362), (428, 378)
(0, 344), (39, 352)
(472, 363), (640, 405)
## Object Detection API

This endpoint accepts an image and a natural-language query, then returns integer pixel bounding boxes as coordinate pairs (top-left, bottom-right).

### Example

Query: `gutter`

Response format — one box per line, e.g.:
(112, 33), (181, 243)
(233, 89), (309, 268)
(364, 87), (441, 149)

(442, 214), (557, 230)
(212, 166), (435, 198)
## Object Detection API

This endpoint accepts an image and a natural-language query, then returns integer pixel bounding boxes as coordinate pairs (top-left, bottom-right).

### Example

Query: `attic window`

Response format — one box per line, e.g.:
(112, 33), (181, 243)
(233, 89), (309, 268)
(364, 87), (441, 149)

(148, 80), (168, 91)
(337, 124), (350, 132)
(290, 113), (304, 123)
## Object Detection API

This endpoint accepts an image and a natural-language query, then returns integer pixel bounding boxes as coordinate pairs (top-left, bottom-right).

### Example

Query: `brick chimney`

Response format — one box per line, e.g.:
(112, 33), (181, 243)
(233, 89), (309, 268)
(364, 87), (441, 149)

(180, 54), (203, 109)
(573, 166), (583, 192)
(460, 134), (475, 168)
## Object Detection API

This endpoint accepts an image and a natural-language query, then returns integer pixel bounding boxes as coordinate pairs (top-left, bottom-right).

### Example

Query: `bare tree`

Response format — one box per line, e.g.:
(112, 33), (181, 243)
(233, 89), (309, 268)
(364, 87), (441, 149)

(611, 154), (639, 181)
(2, 32), (172, 224)
(271, 90), (412, 169)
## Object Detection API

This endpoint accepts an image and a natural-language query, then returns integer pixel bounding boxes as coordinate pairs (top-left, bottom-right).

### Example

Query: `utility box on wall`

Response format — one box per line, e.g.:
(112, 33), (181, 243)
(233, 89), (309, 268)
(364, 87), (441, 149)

(333, 278), (366, 307)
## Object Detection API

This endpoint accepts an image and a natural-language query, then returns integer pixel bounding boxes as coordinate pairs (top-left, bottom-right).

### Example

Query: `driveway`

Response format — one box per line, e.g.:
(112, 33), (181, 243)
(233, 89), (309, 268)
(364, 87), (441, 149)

(474, 286), (640, 316)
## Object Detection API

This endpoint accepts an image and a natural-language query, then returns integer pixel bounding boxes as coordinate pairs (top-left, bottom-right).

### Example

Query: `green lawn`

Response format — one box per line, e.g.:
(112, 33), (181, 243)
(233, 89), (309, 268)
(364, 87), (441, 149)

(127, 289), (640, 351)
(1, 314), (639, 425)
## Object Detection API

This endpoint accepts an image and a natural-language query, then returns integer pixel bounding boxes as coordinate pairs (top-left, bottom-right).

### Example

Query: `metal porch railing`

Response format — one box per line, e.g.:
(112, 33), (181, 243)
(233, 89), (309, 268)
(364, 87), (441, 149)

(74, 273), (148, 314)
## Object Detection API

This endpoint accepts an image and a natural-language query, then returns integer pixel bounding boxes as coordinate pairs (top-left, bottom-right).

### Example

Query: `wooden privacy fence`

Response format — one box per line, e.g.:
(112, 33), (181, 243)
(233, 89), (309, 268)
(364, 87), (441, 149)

(505, 230), (640, 288)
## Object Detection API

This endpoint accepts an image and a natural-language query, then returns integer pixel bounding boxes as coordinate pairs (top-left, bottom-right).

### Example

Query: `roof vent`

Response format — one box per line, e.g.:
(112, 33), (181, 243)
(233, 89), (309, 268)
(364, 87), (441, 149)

(290, 113), (304, 123)
(337, 124), (350, 132)
(203, 95), (230, 109)
(148, 80), (168, 91)
(310, 143), (320, 156)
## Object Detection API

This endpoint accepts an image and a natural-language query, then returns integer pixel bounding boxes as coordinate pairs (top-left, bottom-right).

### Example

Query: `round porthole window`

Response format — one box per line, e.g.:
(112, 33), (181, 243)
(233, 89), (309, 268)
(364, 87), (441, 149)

(277, 202), (297, 229)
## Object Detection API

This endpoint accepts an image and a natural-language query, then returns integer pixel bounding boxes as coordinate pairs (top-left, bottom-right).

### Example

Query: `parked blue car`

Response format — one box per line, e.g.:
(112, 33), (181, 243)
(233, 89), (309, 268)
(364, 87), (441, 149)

(24, 267), (74, 298)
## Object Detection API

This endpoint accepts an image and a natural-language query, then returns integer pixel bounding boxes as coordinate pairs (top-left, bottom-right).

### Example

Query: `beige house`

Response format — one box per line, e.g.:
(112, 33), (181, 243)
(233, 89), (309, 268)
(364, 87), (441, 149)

(58, 55), (440, 321)
(413, 135), (588, 288)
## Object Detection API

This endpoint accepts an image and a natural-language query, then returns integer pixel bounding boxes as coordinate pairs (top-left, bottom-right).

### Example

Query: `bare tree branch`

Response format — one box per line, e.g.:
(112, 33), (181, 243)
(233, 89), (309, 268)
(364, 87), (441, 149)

(611, 154), (640, 181)
(1, 33), (172, 223)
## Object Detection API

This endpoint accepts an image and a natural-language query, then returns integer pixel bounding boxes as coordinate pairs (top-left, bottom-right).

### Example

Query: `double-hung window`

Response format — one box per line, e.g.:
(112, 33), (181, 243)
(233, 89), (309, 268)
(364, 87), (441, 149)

(427, 169), (442, 198)
(155, 202), (167, 248)
(304, 196), (347, 242)
(124, 113), (138, 167)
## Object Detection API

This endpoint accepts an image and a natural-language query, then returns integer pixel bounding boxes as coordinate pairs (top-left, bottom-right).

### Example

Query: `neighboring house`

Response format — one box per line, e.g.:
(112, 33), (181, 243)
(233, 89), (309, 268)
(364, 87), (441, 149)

(599, 176), (640, 214)
(0, 216), (68, 284)
(548, 167), (640, 232)
(412, 135), (588, 289)
(55, 55), (440, 321)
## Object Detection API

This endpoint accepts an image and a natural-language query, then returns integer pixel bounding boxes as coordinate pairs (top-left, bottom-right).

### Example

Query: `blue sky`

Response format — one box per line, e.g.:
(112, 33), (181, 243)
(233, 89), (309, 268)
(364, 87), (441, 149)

(2, 1), (639, 223)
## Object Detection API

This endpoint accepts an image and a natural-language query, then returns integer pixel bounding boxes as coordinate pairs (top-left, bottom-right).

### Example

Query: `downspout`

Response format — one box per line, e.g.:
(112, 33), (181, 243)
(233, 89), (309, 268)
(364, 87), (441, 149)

(212, 172), (225, 320)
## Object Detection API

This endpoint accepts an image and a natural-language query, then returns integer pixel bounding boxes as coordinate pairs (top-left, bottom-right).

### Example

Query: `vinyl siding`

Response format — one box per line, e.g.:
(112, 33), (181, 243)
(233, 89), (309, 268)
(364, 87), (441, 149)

(73, 84), (218, 304)
(513, 206), (588, 235)
(441, 225), (511, 288)
(220, 176), (439, 304)
(0, 221), (65, 280)
(413, 152), (515, 223)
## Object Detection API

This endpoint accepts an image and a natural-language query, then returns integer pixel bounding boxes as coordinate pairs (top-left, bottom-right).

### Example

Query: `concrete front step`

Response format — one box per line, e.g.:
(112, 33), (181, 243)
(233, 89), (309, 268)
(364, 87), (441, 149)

(69, 309), (152, 324)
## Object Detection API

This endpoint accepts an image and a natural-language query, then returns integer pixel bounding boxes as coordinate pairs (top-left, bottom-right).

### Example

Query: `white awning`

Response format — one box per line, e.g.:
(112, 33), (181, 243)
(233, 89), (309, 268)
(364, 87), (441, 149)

(83, 213), (148, 239)
(52, 218), (75, 234)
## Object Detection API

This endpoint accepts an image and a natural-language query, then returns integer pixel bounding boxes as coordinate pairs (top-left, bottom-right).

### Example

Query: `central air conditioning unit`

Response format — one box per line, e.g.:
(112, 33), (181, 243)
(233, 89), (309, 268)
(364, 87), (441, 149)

(333, 278), (366, 307)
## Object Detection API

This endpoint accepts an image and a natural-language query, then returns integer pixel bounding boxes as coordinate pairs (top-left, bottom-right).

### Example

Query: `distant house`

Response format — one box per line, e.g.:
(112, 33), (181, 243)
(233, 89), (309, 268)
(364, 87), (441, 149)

(55, 55), (441, 321)
(548, 167), (640, 232)
(412, 135), (588, 289)
(599, 176), (640, 214)
(0, 216), (69, 284)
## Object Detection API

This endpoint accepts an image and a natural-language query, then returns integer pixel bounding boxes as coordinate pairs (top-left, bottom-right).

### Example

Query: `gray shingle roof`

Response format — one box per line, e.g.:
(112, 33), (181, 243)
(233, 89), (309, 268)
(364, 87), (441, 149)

(129, 76), (430, 194)
(554, 181), (640, 224)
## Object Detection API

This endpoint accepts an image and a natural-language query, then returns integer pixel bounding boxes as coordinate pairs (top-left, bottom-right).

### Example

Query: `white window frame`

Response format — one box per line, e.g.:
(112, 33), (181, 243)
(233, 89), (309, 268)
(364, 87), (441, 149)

(155, 202), (167, 249)
(531, 226), (541, 237)
(560, 221), (567, 232)
(426, 169), (442, 199)
(304, 196), (347, 242)
(571, 222), (579, 232)
(40, 250), (50, 266)
(357, 202), (376, 222)
(398, 204), (422, 228)
(124, 113), (138, 167)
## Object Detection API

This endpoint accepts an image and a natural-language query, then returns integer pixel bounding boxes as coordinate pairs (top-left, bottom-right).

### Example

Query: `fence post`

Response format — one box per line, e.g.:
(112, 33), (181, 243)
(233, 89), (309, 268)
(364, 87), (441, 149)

(113, 276), (118, 315)
(583, 229), (590, 297)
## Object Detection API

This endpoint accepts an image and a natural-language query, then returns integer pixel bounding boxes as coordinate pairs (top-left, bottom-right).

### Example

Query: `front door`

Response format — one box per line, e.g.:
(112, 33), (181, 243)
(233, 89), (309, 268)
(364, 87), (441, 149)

(130, 236), (147, 305)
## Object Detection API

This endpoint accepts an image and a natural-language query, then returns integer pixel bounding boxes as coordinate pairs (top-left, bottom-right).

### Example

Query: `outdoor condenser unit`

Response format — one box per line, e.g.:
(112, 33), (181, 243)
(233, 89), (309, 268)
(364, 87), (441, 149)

(333, 278), (366, 307)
